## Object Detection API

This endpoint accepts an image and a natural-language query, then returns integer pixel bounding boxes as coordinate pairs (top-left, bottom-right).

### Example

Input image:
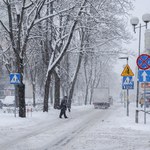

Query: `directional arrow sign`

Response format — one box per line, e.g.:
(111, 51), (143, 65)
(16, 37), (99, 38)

(138, 70), (150, 82)
(142, 71), (147, 82)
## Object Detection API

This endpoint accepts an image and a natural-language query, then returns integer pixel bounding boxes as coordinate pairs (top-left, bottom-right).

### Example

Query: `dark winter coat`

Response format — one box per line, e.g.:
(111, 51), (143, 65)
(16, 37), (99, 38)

(60, 100), (67, 110)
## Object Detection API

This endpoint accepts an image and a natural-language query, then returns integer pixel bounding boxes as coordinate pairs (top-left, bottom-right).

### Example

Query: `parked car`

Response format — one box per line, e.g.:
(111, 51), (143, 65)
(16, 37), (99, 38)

(2, 96), (15, 107)
(2, 96), (15, 113)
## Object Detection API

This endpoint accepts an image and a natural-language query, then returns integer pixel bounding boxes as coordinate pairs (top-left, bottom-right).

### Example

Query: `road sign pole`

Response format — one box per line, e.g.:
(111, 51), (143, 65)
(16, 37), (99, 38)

(124, 90), (126, 108)
(136, 56), (150, 123)
(144, 84), (146, 124)
(127, 88), (129, 116)
(135, 80), (139, 123)
(126, 58), (129, 116)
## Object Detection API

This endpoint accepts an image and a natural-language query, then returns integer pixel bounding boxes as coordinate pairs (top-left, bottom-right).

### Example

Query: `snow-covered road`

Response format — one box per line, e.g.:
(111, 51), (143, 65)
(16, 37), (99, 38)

(0, 103), (150, 150)
(0, 106), (109, 150)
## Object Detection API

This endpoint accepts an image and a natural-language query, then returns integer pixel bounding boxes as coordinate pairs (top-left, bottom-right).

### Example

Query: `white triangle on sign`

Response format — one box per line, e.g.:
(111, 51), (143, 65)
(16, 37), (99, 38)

(11, 75), (20, 83)
(124, 77), (133, 85)
(124, 77), (130, 85)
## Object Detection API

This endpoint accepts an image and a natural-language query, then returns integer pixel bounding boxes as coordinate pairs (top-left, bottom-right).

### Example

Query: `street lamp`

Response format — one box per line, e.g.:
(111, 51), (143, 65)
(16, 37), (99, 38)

(119, 57), (129, 64)
(119, 57), (129, 116)
(130, 13), (150, 123)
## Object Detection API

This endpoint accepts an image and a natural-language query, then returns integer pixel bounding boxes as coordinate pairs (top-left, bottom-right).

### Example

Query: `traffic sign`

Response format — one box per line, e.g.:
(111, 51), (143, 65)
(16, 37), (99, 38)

(136, 54), (150, 70)
(122, 76), (134, 89)
(141, 83), (150, 88)
(121, 64), (134, 76)
(138, 70), (150, 82)
(10, 73), (21, 84)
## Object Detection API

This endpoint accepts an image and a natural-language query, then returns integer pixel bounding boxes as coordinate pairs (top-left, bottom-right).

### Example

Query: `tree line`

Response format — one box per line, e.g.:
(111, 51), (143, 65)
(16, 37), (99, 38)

(0, 0), (133, 117)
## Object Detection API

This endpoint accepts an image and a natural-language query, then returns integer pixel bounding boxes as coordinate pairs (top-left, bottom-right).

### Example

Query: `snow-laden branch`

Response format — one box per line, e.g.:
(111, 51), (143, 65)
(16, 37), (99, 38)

(0, 20), (10, 34)
(68, 36), (121, 54)
(53, 33), (69, 47)
(44, 0), (57, 5)
(15, 4), (20, 15)
(86, 36), (122, 50)
(2, 0), (8, 5)
(33, 6), (75, 25)
(45, 0), (88, 80)
(26, 0), (46, 29)
(46, 51), (55, 78)
(23, 1), (34, 9)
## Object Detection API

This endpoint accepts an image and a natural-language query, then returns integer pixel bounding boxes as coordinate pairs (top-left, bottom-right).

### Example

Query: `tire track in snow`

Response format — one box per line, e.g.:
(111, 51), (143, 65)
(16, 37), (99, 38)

(43, 109), (112, 150)
(1, 107), (105, 150)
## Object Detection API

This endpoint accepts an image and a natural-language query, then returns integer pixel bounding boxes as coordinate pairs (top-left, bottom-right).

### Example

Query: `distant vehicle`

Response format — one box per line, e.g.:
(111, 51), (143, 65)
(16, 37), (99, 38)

(93, 88), (110, 109)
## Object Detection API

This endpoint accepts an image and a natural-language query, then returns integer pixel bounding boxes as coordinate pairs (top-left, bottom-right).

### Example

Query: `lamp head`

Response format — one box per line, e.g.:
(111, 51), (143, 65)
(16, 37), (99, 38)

(142, 13), (150, 23)
(130, 17), (139, 26)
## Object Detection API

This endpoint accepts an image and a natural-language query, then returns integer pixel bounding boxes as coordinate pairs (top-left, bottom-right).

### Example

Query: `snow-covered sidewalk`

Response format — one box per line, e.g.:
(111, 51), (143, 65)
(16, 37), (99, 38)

(63, 103), (150, 150)
(0, 102), (150, 150)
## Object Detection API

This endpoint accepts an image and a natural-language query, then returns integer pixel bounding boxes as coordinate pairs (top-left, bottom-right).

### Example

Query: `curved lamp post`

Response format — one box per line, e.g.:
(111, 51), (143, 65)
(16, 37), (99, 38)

(130, 13), (150, 123)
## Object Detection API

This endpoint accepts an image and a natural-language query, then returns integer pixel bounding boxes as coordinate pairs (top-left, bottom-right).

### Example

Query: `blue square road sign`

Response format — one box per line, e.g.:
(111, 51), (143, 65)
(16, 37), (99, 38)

(122, 76), (134, 89)
(10, 73), (21, 84)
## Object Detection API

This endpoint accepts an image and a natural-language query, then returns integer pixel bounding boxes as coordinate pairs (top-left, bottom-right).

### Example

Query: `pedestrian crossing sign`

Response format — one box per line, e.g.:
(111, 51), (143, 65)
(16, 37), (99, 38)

(122, 76), (134, 89)
(121, 64), (134, 76)
(10, 73), (21, 84)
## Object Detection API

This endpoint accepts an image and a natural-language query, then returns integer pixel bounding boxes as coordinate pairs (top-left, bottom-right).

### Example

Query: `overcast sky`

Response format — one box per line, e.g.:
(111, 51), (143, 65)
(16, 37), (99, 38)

(131, 0), (150, 21)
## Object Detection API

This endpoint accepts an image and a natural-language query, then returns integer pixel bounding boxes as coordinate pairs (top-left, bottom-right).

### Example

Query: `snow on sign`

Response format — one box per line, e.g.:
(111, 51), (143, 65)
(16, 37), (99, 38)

(121, 64), (134, 76)
(10, 73), (21, 84)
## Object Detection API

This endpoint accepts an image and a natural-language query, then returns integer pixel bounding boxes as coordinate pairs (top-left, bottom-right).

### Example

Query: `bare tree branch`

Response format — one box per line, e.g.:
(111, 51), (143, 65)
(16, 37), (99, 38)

(33, 6), (75, 25)
(0, 20), (10, 34)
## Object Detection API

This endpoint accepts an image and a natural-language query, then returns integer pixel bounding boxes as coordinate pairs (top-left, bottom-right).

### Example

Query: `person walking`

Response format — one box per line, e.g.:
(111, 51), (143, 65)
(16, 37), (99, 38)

(139, 97), (144, 108)
(59, 96), (68, 119)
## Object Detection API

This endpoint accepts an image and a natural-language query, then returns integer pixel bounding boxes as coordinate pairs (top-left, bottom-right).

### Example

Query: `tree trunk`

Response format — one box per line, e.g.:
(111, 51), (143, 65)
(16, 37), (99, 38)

(50, 84), (53, 104)
(89, 87), (94, 104)
(68, 25), (85, 108)
(18, 83), (26, 117)
(43, 73), (51, 112)
(54, 70), (60, 109)
(68, 51), (83, 108)
(15, 85), (19, 107)
(84, 86), (89, 105)
(32, 83), (36, 107)
(16, 54), (26, 117)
